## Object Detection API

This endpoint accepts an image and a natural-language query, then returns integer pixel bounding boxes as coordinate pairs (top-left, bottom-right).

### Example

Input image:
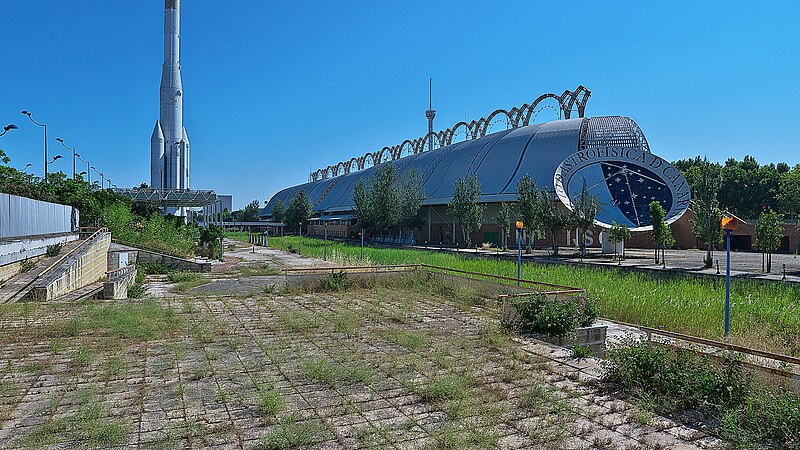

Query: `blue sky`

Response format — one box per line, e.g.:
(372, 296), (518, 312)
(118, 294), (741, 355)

(1, 1), (798, 210)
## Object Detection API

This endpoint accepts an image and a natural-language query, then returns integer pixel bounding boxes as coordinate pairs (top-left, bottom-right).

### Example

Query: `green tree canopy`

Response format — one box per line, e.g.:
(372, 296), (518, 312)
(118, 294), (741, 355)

(270, 199), (286, 224)
(448, 173), (486, 247)
(538, 188), (569, 255)
(608, 221), (631, 260)
(286, 191), (312, 232)
(777, 165), (800, 219)
(689, 157), (723, 267)
(649, 201), (675, 264)
(754, 209), (783, 272)
(239, 200), (261, 222)
(352, 163), (425, 236)
(516, 174), (542, 252)
(495, 202), (512, 250)
(568, 180), (599, 257)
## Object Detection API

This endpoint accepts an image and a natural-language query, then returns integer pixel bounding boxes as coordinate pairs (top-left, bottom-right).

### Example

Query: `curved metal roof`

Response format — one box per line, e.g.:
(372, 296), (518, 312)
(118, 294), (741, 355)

(261, 116), (650, 217)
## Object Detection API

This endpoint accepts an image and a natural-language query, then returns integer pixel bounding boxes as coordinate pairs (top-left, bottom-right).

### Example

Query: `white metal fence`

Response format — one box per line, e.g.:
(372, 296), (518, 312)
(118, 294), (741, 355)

(0, 193), (79, 239)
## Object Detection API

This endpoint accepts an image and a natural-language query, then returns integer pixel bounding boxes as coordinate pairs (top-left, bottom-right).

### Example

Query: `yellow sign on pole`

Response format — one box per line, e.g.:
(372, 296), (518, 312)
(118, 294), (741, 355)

(721, 216), (739, 231)
(515, 221), (524, 229)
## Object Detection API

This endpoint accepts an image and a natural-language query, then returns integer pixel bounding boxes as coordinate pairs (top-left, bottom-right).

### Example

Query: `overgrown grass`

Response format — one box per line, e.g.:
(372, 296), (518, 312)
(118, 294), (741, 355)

(168, 272), (211, 293)
(302, 357), (373, 386)
(17, 390), (128, 449)
(82, 300), (183, 341)
(238, 264), (281, 277)
(260, 236), (800, 355)
(256, 386), (285, 417)
(384, 329), (431, 352)
(605, 341), (800, 449)
(414, 374), (474, 402)
(253, 417), (326, 450)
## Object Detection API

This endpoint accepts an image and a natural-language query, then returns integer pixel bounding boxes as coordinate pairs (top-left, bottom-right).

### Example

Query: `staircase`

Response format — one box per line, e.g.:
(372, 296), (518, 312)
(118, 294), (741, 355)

(0, 239), (83, 303)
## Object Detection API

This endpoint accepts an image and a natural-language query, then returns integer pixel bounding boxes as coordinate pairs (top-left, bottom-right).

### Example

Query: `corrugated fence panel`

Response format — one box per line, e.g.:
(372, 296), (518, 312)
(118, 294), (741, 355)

(0, 193), (78, 239)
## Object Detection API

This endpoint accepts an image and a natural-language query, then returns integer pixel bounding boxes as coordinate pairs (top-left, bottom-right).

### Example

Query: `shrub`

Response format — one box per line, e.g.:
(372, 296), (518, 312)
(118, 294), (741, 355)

(571, 342), (592, 359)
(506, 294), (598, 337)
(127, 284), (145, 299)
(137, 262), (174, 275)
(19, 259), (35, 273)
(46, 244), (62, 257)
(604, 341), (799, 449)
(321, 272), (351, 292)
(722, 388), (800, 449)
(604, 340), (751, 410)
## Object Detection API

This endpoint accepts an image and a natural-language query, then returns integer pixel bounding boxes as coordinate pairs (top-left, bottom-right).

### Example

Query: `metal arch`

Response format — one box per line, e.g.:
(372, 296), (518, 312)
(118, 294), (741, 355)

(483, 109), (513, 135)
(564, 85), (591, 119)
(443, 121), (471, 146)
(310, 86), (591, 181)
(521, 93), (565, 126)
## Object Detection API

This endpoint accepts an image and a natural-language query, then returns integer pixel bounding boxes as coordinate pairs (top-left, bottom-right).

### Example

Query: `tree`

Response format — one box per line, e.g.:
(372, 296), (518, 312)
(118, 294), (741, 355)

(200, 224), (225, 258)
(239, 200), (261, 222)
(649, 201), (675, 265)
(777, 165), (800, 220)
(448, 174), (486, 248)
(399, 169), (425, 234)
(495, 202), (512, 250)
(568, 180), (598, 257)
(352, 179), (374, 231)
(608, 221), (631, 261)
(370, 163), (401, 235)
(538, 188), (569, 255)
(285, 191), (312, 232)
(271, 199), (286, 224)
(689, 157), (723, 268)
(516, 174), (541, 253)
(352, 163), (425, 238)
(754, 209), (783, 273)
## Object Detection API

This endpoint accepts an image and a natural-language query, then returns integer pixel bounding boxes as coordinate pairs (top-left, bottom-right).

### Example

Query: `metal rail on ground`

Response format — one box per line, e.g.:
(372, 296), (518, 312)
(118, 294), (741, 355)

(3, 227), (108, 303)
(281, 264), (586, 297)
(282, 263), (799, 382)
(603, 318), (800, 382)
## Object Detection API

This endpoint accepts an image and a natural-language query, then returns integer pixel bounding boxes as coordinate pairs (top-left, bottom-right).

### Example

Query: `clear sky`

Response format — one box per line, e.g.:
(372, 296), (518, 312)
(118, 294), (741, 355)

(1, 1), (798, 210)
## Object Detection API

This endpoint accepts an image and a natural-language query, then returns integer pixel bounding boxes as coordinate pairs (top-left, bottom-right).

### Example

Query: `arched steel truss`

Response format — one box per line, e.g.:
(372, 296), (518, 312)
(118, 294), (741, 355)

(311, 85), (591, 181)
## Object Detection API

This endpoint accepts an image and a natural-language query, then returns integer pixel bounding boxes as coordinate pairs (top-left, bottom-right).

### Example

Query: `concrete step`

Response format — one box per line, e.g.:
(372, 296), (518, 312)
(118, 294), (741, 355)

(0, 239), (84, 303)
(55, 281), (104, 302)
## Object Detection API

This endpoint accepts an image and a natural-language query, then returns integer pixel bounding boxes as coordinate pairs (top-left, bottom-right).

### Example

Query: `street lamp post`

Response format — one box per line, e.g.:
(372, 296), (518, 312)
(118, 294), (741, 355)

(46, 155), (62, 171)
(515, 221), (524, 286)
(299, 222), (303, 256)
(0, 124), (19, 137)
(21, 111), (47, 178)
(56, 138), (78, 179)
(721, 216), (740, 340)
(323, 221), (328, 261)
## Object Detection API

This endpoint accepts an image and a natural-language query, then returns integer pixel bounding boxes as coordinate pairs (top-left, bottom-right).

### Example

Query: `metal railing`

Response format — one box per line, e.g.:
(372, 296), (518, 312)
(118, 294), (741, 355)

(607, 318), (800, 381)
(281, 263), (586, 297)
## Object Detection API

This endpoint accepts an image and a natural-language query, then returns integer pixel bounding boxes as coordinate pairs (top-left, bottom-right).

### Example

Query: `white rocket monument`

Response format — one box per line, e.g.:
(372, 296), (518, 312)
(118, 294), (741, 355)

(151, 0), (190, 213)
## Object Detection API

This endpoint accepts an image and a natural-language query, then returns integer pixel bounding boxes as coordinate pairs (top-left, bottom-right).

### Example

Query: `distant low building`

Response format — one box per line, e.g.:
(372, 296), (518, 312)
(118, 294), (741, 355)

(260, 116), (797, 253)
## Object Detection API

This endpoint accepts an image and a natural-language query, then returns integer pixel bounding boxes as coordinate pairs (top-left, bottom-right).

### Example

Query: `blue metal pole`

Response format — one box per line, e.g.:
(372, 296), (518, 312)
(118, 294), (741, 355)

(517, 229), (521, 286)
(724, 229), (731, 338)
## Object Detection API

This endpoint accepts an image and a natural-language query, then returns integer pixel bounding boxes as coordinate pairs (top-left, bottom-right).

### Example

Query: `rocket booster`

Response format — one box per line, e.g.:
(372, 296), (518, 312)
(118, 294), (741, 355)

(151, 0), (189, 193)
